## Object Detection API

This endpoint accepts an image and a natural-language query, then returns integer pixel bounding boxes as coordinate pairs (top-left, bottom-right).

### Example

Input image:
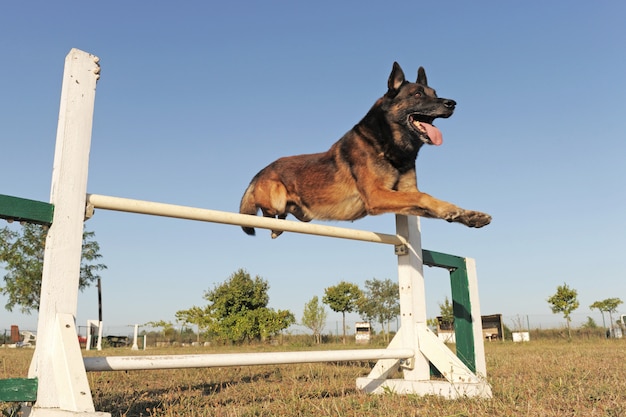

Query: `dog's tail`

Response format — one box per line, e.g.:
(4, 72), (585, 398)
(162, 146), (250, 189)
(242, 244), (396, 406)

(239, 180), (258, 236)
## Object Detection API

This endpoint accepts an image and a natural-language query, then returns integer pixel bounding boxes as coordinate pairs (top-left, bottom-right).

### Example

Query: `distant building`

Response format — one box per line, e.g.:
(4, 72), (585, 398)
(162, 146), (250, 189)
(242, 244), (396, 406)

(355, 322), (371, 344)
(436, 313), (504, 343)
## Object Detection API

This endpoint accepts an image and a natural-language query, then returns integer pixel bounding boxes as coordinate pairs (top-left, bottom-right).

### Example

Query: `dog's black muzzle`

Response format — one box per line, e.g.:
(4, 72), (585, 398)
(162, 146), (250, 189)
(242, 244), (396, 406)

(443, 99), (456, 110)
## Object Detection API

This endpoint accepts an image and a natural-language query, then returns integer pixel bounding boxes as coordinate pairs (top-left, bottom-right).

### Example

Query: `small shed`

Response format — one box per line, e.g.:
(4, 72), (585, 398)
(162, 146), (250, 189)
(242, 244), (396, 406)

(436, 313), (504, 342)
(355, 322), (371, 344)
(481, 314), (504, 341)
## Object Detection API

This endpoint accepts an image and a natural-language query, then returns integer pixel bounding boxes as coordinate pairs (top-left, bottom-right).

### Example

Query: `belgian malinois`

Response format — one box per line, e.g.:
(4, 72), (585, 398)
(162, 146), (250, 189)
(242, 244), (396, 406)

(240, 62), (491, 238)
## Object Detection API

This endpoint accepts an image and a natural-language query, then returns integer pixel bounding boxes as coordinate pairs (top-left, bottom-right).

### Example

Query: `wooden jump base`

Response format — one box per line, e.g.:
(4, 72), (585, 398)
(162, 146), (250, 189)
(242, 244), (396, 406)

(7, 49), (491, 416)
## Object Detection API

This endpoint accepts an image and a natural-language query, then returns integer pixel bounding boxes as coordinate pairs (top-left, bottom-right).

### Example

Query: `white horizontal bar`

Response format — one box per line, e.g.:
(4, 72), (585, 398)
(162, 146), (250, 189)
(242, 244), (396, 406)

(86, 194), (406, 246)
(83, 348), (414, 372)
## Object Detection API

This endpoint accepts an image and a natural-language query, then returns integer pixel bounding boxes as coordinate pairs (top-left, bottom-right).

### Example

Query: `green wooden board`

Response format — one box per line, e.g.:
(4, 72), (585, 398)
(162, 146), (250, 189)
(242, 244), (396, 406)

(422, 249), (476, 372)
(423, 249), (465, 270)
(0, 378), (37, 402)
(0, 194), (53, 226)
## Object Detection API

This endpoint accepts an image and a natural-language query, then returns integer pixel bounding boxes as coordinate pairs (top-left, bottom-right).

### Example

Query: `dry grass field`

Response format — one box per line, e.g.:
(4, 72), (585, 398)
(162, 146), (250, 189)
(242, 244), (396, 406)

(2, 339), (626, 417)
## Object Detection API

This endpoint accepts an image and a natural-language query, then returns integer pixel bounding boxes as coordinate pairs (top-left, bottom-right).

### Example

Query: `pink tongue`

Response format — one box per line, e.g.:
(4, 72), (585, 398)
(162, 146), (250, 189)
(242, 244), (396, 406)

(422, 122), (443, 146)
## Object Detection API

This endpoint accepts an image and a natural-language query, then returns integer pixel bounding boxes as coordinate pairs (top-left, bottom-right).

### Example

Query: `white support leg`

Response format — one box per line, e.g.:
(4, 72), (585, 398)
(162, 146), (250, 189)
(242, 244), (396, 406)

(357, 215), (492, 398)
(25, 49), (108, 416)
(466, 257), (488, 378)
(357, 215), (429, 391)
(394, 215), (431, 381)
(50, 314), (103, 413)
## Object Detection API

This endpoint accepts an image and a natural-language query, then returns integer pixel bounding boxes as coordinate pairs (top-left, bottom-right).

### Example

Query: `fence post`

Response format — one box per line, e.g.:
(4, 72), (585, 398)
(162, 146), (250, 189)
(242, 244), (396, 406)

(26, 48), (104, 416)
(395, 215), (431, 379)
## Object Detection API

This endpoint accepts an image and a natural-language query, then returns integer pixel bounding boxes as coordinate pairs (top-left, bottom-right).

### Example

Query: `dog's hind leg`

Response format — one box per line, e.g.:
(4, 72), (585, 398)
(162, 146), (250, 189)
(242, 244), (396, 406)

(272, 213), (287, 239)
(249, 179), (290, 238)
(257, 209), (287, 239)
(267, 204), (311, 239)
(287, 203), (313, 223)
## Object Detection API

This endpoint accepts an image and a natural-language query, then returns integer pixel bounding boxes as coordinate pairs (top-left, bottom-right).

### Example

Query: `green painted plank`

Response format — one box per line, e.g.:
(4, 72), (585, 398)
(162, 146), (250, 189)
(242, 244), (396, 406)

(0, 194), (54, 226)
(422, 250), (476, 372)
(450, 264), (476, 373)
(422, 249), (465, 270)
(0, 378), (37, 402)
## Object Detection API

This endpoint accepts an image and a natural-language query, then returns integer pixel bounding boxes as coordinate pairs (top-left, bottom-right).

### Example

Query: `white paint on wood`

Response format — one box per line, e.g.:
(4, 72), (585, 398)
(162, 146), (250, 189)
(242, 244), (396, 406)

(357, 377), (493, 398)
(466, 257), (488, 377)
(27, 48), (102, 416)
(395, 215), (431, 380)
(83, 348), (414, 372)
(417, 326), (477, 383)
(51, 314), (97, 411)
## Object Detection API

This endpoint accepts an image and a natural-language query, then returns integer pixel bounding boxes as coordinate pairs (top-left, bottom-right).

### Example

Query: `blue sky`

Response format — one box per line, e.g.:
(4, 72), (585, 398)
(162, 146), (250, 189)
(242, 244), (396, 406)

(1, 1), (625, 335)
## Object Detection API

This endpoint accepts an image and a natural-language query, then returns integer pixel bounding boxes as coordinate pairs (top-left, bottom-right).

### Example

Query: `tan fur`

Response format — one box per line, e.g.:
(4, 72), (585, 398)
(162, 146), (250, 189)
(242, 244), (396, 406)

(240, 63), (491, 238)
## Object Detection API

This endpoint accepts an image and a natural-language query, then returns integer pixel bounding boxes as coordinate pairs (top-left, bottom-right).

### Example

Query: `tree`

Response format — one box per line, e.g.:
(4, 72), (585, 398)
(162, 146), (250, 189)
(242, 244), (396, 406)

(301, 296), (327, 344)
(590, 301), (608, 329)
(581, 316), (598, 329)
(256, 308), (295, 341)
(145, 320), (178, 342)
(0, 223), (106, 313)
(590, 298), (623, 336)
(438, 296), (454, 330)
(357, 278), (399, 342)
(323, 281), (362, 344)
(356, 294), (376, 328)
(175, 305), (212, 342)
(201, 269), (295, 344)
(547, 283), (579, 340)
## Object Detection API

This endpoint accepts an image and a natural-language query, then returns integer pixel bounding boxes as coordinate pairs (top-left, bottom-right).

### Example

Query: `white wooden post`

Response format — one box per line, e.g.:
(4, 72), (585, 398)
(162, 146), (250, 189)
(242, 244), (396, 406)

(85, 321), (94, 351)
(85, 320), (103, 352)
(357, 215), (492, 398)
(26, 49), (107, 417)
(131, 325), (139, 351)
(394, 215), (431, 380)
(356, 215), (430, 391)
(466, 258), (488, 378)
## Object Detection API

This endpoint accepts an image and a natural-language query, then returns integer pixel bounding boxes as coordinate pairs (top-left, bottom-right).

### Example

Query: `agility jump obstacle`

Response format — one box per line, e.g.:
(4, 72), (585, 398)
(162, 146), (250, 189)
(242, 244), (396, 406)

(1, 49), (491, 416)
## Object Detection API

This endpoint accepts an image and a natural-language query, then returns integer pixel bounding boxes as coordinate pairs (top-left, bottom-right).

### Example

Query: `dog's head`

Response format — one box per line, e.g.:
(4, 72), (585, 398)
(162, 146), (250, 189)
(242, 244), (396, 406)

(384, 62), (456, 146)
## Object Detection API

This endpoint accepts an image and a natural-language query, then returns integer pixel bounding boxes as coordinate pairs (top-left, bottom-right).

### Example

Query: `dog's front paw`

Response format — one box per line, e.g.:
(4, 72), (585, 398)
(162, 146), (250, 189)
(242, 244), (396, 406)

(464, 211), (492, 228)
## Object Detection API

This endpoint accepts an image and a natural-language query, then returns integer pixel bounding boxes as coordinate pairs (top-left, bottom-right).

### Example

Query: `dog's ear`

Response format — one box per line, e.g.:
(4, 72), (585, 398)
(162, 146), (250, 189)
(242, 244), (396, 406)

(416, 67), (428, 86)
(388, 62), (406, 93)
